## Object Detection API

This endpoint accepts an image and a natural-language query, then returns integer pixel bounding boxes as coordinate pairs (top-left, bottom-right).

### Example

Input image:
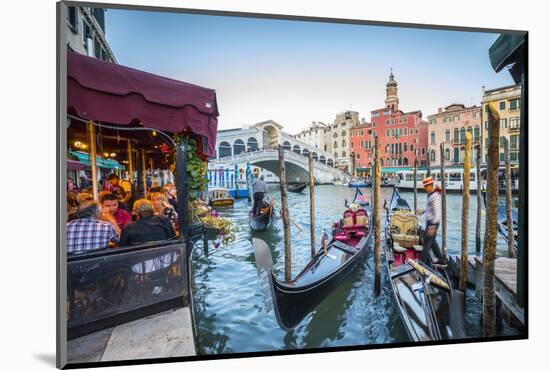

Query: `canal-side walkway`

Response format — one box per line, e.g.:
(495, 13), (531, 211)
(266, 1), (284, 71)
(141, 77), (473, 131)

(67, 307), (196, 364)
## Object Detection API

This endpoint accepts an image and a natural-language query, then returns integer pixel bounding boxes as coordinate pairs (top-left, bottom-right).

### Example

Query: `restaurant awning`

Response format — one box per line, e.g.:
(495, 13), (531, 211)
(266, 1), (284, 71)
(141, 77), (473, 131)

(67, 52), (219, 157)
(69, 150), (125, 170)
(489, 34), (526, 84)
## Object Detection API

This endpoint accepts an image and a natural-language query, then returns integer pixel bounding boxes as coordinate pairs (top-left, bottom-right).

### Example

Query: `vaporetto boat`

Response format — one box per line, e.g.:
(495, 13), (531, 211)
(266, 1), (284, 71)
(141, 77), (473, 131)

(395, 166), (482, 193)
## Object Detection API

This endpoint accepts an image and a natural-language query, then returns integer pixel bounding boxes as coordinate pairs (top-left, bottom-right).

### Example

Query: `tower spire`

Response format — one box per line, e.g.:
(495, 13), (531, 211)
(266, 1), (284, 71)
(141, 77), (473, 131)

(385, 69), (399, 111)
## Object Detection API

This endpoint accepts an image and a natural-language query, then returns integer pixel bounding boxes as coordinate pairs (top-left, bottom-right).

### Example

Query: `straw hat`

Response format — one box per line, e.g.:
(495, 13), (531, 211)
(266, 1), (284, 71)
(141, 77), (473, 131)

(422, 177), (434, 187)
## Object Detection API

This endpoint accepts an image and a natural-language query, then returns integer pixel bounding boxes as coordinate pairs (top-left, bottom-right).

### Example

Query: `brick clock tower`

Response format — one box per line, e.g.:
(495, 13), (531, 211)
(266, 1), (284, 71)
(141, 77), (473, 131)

(384, 70), (399, 112)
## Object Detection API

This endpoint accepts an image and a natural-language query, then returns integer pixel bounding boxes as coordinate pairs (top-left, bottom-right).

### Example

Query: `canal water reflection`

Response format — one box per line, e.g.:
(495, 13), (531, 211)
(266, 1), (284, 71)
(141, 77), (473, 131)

(192, 185), (517, 354)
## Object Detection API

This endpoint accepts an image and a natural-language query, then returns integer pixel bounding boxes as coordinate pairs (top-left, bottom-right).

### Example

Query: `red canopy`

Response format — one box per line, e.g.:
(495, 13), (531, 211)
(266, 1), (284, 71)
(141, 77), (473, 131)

(67, 52), (219, 156)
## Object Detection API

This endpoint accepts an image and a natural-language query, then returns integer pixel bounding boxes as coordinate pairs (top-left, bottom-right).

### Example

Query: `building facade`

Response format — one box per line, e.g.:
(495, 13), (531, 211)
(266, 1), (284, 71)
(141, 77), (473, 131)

(481, 85), (521, 165)
(349, 122), (374, 170)
(65, 5), (116, 63)
(293, 121), (329, 152)
(367, 72), (428, 168)
(427, 104), (482, 167)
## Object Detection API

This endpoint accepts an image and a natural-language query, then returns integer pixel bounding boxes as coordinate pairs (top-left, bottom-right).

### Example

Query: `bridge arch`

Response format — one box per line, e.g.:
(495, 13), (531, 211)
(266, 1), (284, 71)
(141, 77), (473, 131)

(312, 152), (318, 161)
(234, 139), (246, 155)
(319, 155), (326, 164)
(327, 158), (334, 167)
(302, 148), (309, 157)
(292, 145), (301, 155)
(282, 141), (291, 152)
(262, 125), (279, 149)
(247, 137), (259, 152)
(218, 141), (232, 158)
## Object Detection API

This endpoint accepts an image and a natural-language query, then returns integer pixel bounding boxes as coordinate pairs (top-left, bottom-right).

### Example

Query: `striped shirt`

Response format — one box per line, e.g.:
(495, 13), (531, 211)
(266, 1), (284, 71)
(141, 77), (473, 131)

(425, 189), (441, 225)
(67, 218), (118, 254)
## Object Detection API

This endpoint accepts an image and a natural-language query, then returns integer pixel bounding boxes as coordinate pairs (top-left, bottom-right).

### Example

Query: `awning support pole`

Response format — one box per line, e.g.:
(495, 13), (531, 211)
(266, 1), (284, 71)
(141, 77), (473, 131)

(127, 140), (133, 183)
(87, 121), (99, 200)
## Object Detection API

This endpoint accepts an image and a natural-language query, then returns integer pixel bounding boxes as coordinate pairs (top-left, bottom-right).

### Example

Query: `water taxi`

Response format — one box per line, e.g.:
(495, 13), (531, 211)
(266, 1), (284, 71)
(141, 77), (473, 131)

(208, 187), (235, 207)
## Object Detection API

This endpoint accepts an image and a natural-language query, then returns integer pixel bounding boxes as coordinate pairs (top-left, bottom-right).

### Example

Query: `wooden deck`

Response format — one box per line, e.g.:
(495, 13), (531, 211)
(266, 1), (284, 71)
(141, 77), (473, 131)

(448, 254), (525, 328)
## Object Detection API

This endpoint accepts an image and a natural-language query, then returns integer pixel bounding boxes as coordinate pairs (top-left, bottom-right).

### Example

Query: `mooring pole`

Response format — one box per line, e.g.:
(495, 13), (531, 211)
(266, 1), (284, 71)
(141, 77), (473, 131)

(278, 145), (292, 281)
(460, 132), (472, 291)
(413, 158), (418, 212)
(308, 152), (316, 258)
(476, 141), (482, 254)
(483, 103), (500, 337)
(374, 136), (382, 295)
(504, 138), (516, 258)
(440, 142), (447, 259)
(427, 150), (432, 177)
(86, 121), (99, 200)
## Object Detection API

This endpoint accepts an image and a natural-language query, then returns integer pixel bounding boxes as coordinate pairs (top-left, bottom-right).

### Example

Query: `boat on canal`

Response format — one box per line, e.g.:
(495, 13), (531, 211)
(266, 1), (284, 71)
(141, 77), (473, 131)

(347, 187), (369, 207)
(384, 188), (465, 341)
(348, 178), (371, 188)
(253, 203), (373, 329)
(208, 187), (235, 208)
(249, 194), (276, 231)
(287, 183), (307, 193)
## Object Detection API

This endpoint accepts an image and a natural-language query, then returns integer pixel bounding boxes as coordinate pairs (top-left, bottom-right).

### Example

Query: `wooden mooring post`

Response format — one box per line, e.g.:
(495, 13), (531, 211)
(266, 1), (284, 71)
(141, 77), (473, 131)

(483, 102), (500, 337)
(413, 158), (418, 212)
(440, 143), (447, 259)
(278, 145), (292, 282)
(373, 136), (382, 295)
(504, 138), (516, 258)
(308, 152), (316, 258)
(460, 132), (472, 291)
(476, 142), (482, 254)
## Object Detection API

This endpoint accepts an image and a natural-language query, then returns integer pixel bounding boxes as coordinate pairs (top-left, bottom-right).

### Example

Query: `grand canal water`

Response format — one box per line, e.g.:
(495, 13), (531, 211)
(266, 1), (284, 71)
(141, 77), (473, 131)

(191, 185), (518, 355)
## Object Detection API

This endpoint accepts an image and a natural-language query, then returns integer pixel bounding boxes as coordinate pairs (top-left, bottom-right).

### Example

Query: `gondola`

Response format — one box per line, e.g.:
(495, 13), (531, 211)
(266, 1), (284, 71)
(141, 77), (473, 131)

(346, 187), (369, 207)
(249, 195), (275, 231)
(253, 204), (373, 329)
(384, 188), (465, 341)
(348, 179), (371, 188)
(287, 183), (307, 193)
(482, 191), (519, 252)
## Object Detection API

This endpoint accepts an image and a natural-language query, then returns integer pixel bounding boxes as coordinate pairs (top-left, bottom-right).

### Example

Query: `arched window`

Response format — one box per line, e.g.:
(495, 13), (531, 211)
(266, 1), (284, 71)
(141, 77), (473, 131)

(341, 130), (346, 137)
(218, 141), (232, 158)
(404, 128), (408, 135)
(445, 148), (450, 161)
(233, 139), (245, 155)
(399, 128), (403, 136)
(460, 127), (466, 143)
(385, 144), (389, 153)
(302, 148), (309, 157)
(474, 125), (480, 141)
(431, 150), (436, 162)
(292, 145), (301, 154)
(453, 147), (460, 163)
(327, 159), (334, 167)
(334, 142), (338, 149)
(445, 129), (450, 143)
(430, 131), (436, 145)
(398, 157), (403, 166)
(319, 155), (326, 164)
(341, 151), (346, 157)
(403, 157), (408, 166)
(312, 152), (318, 161)
(460, 147), (466, 163)
(454, 128), (459, 143)
(247, 137), (259, 152)
(282, 140), (291, 152)
(467, 126), (473, 141)
(387, 129), (390, 137)
(333, 132), (338, 138)
(342, 140), (346, 148)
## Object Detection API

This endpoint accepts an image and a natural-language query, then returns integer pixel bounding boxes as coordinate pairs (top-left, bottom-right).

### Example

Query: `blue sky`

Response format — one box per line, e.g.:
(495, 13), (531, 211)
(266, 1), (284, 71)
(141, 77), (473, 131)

(105, 9), (514, 133)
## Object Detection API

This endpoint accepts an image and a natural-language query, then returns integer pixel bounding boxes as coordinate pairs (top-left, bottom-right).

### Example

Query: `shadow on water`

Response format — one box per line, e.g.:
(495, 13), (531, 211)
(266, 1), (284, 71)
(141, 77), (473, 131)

(191, 184), (519, 355)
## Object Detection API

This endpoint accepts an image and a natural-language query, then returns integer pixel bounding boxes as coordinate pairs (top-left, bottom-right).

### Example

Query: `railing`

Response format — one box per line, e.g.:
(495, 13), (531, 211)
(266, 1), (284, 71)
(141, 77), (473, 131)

(210, 149), (347, 177)
(67, 240), (189, 339)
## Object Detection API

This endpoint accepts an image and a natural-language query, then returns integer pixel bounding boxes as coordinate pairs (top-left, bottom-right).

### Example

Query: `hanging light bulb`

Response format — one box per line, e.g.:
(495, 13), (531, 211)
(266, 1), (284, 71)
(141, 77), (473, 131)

(110, 153), (117, 158)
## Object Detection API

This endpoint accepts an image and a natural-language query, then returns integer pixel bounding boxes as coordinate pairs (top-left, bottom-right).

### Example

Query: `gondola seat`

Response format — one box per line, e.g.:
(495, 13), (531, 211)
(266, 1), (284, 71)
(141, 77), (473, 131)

(354, 209), (369, 228)
(389, 210), (420, 247)
(342, 210), (355, 229)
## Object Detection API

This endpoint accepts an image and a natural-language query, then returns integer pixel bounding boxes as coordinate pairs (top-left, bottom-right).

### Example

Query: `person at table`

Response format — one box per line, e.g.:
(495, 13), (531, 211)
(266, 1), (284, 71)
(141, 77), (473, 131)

(106, 173), (133, 211)
(99, 193), (132, 231)
(251, 174), (267, 215)
(67, 201), (119, 254)
(119, 199), (175, 247)
(150, 192), (178, 233)
(163, 183), (178, 211)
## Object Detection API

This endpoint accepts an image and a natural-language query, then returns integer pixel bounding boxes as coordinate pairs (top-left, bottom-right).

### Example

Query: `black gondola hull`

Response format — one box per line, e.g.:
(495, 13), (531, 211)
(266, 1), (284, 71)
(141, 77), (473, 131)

(249, 206), (274, 231)
(270, 226), (373, 329)
(287, 183), (307, 193)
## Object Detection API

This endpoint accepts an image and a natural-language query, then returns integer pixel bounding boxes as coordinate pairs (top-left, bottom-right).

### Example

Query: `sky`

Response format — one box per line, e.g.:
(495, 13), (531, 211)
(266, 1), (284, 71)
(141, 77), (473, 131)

(104, 8), (514, 134)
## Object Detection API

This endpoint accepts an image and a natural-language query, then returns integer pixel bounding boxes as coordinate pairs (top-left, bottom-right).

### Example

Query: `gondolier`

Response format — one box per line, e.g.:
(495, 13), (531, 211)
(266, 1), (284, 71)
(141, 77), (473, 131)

(251, 174), (267, 215)
(419, 177), (447, 265)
